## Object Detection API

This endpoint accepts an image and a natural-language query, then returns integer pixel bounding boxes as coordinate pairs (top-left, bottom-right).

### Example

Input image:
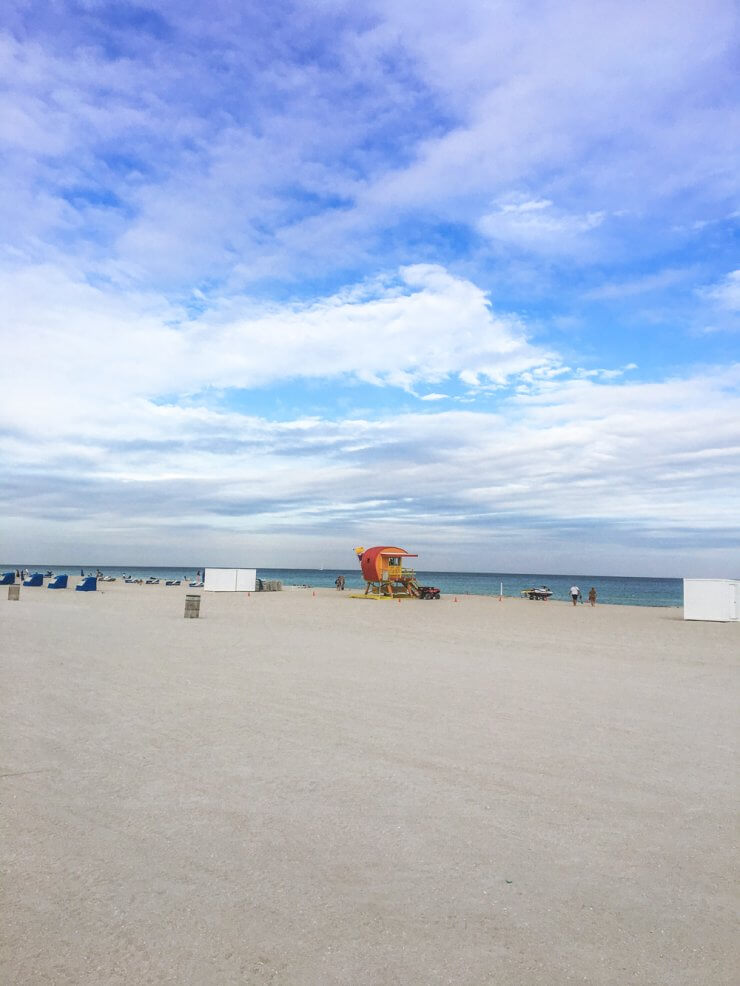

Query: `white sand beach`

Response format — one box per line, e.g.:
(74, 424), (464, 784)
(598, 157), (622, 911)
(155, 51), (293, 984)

(2, 582), (738, 985)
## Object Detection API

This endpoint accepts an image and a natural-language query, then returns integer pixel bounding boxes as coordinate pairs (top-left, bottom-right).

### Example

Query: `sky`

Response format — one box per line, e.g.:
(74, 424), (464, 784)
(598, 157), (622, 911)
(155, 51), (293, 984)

(1, 0), (739, 576)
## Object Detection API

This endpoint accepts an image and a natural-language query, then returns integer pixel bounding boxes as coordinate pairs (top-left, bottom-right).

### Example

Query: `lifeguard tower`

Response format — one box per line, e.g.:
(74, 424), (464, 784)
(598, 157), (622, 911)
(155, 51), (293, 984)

(351, 546), (440, 600)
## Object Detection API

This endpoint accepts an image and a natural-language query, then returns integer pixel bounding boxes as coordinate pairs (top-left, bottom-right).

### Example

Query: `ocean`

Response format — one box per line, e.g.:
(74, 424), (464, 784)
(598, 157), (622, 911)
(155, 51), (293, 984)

(4, 564), (686, 607)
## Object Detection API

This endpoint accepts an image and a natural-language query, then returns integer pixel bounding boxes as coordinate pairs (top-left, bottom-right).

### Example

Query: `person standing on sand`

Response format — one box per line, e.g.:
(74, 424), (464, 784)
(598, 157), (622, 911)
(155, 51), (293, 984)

(570, 585), (580, 606)
(588, 587), (597, 606)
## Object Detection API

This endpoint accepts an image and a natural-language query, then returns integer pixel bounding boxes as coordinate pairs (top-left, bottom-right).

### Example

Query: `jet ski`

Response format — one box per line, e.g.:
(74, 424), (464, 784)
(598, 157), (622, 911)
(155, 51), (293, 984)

(521, 585), (553, 600)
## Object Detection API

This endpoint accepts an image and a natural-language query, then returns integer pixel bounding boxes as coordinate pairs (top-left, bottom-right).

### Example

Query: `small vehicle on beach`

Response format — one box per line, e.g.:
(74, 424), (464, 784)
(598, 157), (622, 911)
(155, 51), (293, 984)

(521, 586), (553, 601)
(418, 585), (441, 599)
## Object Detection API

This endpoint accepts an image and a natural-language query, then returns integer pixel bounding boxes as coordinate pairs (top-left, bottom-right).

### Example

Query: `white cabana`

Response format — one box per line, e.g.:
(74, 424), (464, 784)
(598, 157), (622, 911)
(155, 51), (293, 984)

(204, 568), (257, 592)
(683, 579), (739, 622)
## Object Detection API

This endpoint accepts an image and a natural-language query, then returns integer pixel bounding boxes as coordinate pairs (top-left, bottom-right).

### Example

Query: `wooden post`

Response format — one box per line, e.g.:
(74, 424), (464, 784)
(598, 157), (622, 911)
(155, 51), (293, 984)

(184, 594), (201, 618)
(8, 584), (20, 601)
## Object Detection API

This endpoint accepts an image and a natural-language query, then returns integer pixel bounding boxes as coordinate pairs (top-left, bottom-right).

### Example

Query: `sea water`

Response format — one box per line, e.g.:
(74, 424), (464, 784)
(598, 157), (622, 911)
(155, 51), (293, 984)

(5, 564), (684, 607)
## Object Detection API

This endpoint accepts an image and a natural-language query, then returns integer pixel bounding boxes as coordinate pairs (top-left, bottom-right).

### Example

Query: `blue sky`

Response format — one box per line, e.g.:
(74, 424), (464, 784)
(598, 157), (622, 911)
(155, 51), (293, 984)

(1, 0), (738, 575)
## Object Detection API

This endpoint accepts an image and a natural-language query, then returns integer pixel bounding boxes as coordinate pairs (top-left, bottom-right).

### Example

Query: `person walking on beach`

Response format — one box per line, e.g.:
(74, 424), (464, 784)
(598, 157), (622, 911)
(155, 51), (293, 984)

(588, 587), (597, 607)
(570, 584), (580, 606)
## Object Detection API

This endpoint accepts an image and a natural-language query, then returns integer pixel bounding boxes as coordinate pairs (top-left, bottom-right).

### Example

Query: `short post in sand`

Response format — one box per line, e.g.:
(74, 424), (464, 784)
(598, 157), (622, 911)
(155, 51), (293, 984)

(184, 594), (201, 619)
(8, 584), (20, 601)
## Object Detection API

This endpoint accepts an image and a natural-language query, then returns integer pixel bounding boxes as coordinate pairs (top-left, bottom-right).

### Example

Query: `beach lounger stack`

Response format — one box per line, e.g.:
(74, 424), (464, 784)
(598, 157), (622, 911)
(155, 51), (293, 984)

(48, 574), (68, 589)
(76, 576), (97, 592)
(258, 579), (282, 591)
(23, 573), (43, 587)
(0, 572), (15, 585)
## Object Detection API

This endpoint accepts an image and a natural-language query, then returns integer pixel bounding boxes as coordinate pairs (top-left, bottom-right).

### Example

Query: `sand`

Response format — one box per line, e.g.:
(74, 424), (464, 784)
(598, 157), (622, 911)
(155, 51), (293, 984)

(1, 581), (738, 985)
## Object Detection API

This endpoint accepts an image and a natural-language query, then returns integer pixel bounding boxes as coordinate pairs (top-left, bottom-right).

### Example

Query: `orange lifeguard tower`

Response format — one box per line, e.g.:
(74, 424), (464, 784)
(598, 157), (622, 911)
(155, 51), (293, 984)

(351, 546), (440, 600)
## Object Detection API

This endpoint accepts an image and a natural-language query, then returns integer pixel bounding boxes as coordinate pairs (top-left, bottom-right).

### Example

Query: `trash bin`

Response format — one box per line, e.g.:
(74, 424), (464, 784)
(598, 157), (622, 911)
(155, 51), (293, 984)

(184, 594), (201, 618)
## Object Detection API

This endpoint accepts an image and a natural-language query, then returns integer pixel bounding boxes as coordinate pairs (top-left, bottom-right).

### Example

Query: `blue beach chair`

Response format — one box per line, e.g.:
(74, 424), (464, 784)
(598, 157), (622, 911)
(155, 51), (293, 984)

(23, 573), (43, 587)
(75, 576), (97, 592)
(48, 574), (68, 589)
(0, 571), (14, 585)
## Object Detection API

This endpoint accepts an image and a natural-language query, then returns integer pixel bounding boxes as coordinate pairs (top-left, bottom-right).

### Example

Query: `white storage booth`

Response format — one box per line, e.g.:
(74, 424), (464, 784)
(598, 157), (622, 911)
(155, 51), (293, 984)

(683, 579), (739, 622)
(204, 568), (257, 592)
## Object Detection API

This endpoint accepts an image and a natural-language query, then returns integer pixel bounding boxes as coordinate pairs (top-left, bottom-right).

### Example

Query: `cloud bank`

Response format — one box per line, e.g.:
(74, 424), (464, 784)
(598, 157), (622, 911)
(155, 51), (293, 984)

(1, 1), (738, 574)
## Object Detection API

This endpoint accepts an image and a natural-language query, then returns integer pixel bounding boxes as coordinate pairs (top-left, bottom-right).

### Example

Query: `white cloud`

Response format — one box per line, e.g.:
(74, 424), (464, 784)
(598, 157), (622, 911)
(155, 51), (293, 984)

(0, 263), (554, 435)
(585, 268), (694, 300)
(2, 254), (738, 573)
(702, 270), (740, 312)
(3, 2), (737, 285)
(348, 1), (738, 249)
(478, 195), (605, 255)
